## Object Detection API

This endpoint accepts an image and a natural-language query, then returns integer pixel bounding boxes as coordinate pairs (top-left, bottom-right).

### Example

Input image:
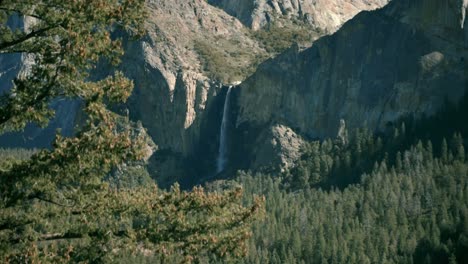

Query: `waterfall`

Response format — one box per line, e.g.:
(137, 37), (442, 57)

(216, 86), (233, 173)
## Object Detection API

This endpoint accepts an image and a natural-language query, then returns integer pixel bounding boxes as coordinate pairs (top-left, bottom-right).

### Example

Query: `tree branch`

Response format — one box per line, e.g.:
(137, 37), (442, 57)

(0, 57), (61, 126)
(39, 229), (131, 242)
(0, 219), (34, 231)
(34, 195), (75, 208)
(0, 24), (56, 50)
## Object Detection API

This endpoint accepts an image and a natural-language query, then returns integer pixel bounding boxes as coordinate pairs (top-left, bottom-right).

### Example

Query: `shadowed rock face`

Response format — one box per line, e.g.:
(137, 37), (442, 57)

(0, 0), (264, 152)
(208, 0), (389, 32)
(235, 0), (468, 170)
(130, 0), (387, 159)
(126, 0), (394, 178)
(121, 0), (266, 158)
(251, 124), (306, 172)
(0, 16), (23, 95)
(0, 16), (79, 148)
(2, 0), (465, 180)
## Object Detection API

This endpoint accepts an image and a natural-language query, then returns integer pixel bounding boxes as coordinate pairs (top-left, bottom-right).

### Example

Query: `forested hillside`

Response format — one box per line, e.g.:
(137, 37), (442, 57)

(232, 94), (468, 263)
(0, 1), (261, 262)
(239, 146), (467, 263)
(1, 83), (466, 264)
(1, 0), (467, 262)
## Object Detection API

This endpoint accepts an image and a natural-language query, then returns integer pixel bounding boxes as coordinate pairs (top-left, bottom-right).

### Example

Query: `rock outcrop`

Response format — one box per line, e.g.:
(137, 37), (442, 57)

(122, 0), (265, 156)
(0, 16), (79, 147)
(0, 15), (24, 94)
(234, 0), (468, 170)
(252, 124), (306, 172)
(115, 0), (274, 182)
(0, 0), (406, 177)
(209, 0), (389, 32)
(0, 0), (266, 153)
(126, 0), (392, 179)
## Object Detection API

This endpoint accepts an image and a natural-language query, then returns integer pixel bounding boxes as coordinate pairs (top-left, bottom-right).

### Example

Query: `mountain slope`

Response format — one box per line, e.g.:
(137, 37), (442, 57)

(208, 0), (389, 32)
(1, 0), (416, 182)
(233, 0), (468, 172)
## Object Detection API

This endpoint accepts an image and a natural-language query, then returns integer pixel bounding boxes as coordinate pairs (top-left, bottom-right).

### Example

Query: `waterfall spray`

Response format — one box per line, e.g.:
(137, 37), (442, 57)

(216, 86), (233, 173)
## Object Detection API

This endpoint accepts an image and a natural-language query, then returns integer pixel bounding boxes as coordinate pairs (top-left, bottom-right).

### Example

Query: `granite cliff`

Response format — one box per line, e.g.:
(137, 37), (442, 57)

(120, 0), (263, 154)
(0, 16), (79, 147)
(0, 0), (380, 181)
(121, 0), (396, 180)
(233, 0), (468, 171)
(4, 0), (464, 183)
(208, 0), (388, 32)
(0, 1), (265, 156)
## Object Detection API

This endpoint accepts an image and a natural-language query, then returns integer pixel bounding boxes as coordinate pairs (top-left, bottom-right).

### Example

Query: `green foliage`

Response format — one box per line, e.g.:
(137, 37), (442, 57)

(193, 37), (265, 83)
(193, 19), (317, 83)
(285, 127), (387, 189)
(235, 138), (468, 263)
(0, 0), (146, 131)
(287, 92), (468, 190)
(109, 164), (155, 189)
(0, 1), (263, 262)
(0, 182), (263, 263)
(0, 148), (37, 170)
(206, 93), (468, 263)
(251, 21), (317, 54)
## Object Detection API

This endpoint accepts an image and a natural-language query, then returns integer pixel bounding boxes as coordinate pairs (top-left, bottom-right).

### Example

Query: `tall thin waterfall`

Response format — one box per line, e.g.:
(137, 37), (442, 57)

(216, 86), (233, 173)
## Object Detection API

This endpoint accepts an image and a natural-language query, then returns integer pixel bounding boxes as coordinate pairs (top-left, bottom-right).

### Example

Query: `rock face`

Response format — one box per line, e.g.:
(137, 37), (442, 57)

(125, 0), (392, 179)
(0, 15), (24, 94)
(122, 0), (265, 156)
(6, 0), (462, 181)
(0, 0), (266, 154)
(0, 16), (79, 148)
(116, 0), (274, 182)
(116, 0), (391, 180)
(234, 0), (468, 170)
(209, 0), (389, 32)
(252, 124), (306, 172)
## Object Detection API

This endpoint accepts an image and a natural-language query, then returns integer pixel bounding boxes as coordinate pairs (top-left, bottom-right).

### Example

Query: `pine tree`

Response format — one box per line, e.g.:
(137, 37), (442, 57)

(396, 151), (403, 171)
(0, 1), (263, 262)
(442, 138), (449, 163)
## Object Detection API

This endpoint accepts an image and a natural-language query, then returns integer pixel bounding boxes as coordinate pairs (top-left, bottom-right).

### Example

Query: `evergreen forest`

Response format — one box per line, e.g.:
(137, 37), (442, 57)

(1, 0), (467, 263)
